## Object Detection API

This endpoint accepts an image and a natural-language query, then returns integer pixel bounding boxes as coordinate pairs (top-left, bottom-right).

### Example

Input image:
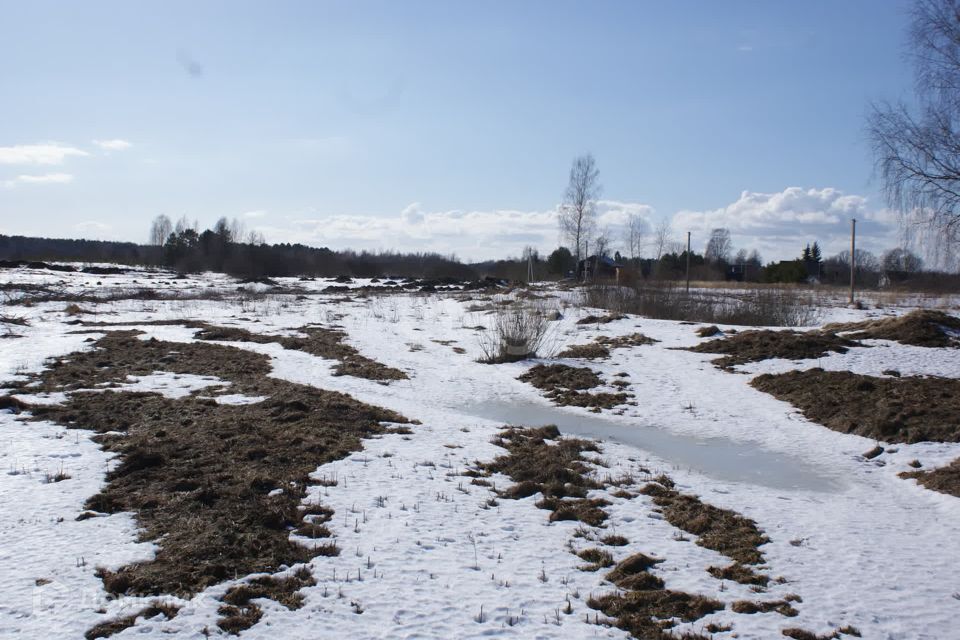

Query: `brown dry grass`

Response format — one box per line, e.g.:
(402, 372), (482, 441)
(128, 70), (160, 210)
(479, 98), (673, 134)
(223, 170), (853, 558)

(479, 426), (610, 525)
(85, 602), (180, 639)
(641, 479), (769, 586)
(193, 323), (407, 381)
(518, 364), (630, 409)
(21, 331), (407, 613)
(556, 343), (611, 359)
(900, 457), (960, 496)
(752, 370), (960, 443)
(577, 313), (627, 325)
(687, 330), (858, 368)
(824, 309), (960, 348)
(218, 568), (315, 634)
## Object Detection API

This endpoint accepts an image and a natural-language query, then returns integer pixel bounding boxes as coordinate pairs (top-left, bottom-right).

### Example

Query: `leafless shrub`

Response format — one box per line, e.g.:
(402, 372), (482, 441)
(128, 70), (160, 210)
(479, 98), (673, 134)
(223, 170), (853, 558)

(478, 303), (556, 363)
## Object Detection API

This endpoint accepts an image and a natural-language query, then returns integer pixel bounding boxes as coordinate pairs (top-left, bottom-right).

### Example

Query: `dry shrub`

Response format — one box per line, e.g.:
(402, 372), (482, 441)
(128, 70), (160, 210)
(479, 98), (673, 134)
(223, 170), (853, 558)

(478, 303), (556, 363)
(752, 370), (960, 443)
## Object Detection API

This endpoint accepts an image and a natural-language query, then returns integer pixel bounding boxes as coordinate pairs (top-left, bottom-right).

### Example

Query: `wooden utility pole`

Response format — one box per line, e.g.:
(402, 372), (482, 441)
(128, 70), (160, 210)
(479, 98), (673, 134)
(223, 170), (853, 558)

(685, 231), (691, 294)
(849, 218), (856, 306)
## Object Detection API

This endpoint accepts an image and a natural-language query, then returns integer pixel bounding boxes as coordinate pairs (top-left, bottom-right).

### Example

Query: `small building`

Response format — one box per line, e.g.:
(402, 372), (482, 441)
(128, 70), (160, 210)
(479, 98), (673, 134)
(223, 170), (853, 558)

(577, 255), (623, 281)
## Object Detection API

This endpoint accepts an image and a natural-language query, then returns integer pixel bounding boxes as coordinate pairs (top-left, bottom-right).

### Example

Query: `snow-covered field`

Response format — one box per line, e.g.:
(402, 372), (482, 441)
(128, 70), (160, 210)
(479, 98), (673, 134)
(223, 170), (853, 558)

(2, 264), (959, 640)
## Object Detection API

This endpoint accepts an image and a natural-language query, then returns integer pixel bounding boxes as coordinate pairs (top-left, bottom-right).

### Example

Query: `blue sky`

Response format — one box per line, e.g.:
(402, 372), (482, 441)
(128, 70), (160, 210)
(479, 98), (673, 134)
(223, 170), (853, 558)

(0, 0), (914, 261)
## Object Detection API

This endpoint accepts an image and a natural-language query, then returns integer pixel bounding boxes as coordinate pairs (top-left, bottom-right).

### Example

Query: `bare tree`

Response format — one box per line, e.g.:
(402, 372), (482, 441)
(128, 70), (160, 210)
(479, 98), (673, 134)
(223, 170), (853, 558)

(558, 154), (601, 270)
(148, 214), (173, 246)
(882, 247), (924, 272)
(625, 213), (647, 261)
(593, 227), (613, 259)
(869, 0), (960, 269)
(651, 220), (672, 261)
(704, 228), (733, 263)
(247, 230), (266, 245)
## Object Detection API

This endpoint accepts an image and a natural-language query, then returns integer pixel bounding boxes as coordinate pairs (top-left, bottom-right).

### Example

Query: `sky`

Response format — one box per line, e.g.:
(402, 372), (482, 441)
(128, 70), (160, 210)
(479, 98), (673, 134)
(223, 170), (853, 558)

(0, 0), (916, 262)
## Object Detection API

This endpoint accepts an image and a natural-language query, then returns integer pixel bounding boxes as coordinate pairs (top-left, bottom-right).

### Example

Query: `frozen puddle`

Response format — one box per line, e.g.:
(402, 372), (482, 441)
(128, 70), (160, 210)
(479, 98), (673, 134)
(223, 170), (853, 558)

(458, 398), (841, 493)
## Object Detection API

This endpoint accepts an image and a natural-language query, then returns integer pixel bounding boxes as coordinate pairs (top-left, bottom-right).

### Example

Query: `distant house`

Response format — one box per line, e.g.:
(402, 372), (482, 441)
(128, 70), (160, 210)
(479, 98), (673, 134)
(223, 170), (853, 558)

(577, 255), (623, 281)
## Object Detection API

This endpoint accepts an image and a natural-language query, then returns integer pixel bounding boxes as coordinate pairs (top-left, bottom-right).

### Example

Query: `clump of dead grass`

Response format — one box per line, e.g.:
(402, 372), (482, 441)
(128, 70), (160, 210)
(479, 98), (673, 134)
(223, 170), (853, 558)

(218, 568), (315, 634)
(84, 601), (180, 639)
(824, 309), (960, 348)
(752, 370), (960, 443)
(900, 457), (960, 496)
(687, 330), (859, 368)
(556, 342), (611, 359)
(479, 426), (610, 525)
(641, 479), (770, 586)
(577, 313), (626, 325)
(518, 364), (630, 409)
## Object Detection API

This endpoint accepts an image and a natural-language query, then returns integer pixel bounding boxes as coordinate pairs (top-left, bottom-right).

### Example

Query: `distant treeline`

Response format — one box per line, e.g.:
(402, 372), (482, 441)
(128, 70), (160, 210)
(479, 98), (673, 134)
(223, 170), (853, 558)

(0, 233), (483, 280)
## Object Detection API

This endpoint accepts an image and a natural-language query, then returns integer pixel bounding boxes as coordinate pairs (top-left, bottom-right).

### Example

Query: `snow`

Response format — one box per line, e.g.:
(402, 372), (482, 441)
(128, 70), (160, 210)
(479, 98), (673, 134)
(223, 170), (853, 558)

(1, 266), (960, 639)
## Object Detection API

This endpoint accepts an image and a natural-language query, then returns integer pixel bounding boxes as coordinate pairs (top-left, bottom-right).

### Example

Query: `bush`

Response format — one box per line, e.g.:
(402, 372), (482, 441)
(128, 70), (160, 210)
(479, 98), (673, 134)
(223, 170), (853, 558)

(478, 302), (555, 363)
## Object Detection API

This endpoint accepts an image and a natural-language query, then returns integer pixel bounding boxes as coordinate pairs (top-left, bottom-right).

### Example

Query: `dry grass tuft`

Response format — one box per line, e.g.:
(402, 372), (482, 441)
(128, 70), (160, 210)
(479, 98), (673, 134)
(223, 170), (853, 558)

(519, 364), (630, 409)
(217, 568), (316, 634)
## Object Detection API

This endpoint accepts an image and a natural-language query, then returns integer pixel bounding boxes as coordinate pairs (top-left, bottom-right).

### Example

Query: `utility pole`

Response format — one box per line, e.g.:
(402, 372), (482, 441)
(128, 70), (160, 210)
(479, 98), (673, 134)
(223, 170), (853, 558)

(849, 218), (856, 306)
(685, 231), (691, 294)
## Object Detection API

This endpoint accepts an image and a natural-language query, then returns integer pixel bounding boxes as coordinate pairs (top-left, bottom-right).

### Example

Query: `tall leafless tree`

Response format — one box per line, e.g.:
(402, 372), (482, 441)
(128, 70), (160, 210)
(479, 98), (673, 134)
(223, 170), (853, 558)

(869, 0), (960, 269)
(651, 220), (672, 261)
(704, 228), (733, 263)
(148, 214), (173, 246)
(558, 154), (601, 270)
(625, 213), (647, 261)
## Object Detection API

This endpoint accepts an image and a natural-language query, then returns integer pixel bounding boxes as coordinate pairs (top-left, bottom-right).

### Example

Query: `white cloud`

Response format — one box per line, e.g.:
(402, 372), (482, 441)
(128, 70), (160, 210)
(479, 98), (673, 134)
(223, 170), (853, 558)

(93, 139), (133, 151)
(2, 173), (75, 188)
(73, 221), (113, 236)
(243, 210), (267, 218)
(670, 187), (899, 261)
(0, 143), (88, 165)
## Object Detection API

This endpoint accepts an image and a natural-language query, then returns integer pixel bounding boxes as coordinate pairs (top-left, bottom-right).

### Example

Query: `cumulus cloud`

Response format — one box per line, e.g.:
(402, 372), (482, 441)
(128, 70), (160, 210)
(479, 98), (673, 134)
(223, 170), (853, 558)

(93, 139), (133, 151)
(670, 187), (898, 261)
(0, 143), (88, 165)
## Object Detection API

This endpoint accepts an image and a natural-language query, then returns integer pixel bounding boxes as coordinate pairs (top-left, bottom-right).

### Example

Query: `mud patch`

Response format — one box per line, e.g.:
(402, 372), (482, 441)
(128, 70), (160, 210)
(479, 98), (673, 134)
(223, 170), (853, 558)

(824, 309), (960, 348)
(900, 457), (960, 497)
(751, 369), (960, 443)
(19, 332), (407, 611)
(518, 364), (630, 409)
(687, 330), (859, 368)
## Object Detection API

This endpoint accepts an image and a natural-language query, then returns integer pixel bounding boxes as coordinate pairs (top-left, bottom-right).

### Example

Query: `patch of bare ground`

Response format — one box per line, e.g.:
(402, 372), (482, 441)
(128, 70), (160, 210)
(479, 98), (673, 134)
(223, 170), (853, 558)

(557, 333), (657, 360)
(596, 332), (658, 348)
(557, 342), (611, 359)
(641, 477), (770, 587)
(193, 323), (407, 381)
(687, 330), (859, 368)
(518, 364), (631, 409)
(731, 595), (800, 617)
(478, 426), (610, 525)
(900, 457), (960, 497)
(696, 325), (721, 337)
(751, 369), (960, 443)
(823, 309), (960, 348)
(782, 626), (861, 639)
(217, 568), (315, 634)
(17, 332), (408, 636)
(577, 313), (627, 325)
(85, 601), (180, 639)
